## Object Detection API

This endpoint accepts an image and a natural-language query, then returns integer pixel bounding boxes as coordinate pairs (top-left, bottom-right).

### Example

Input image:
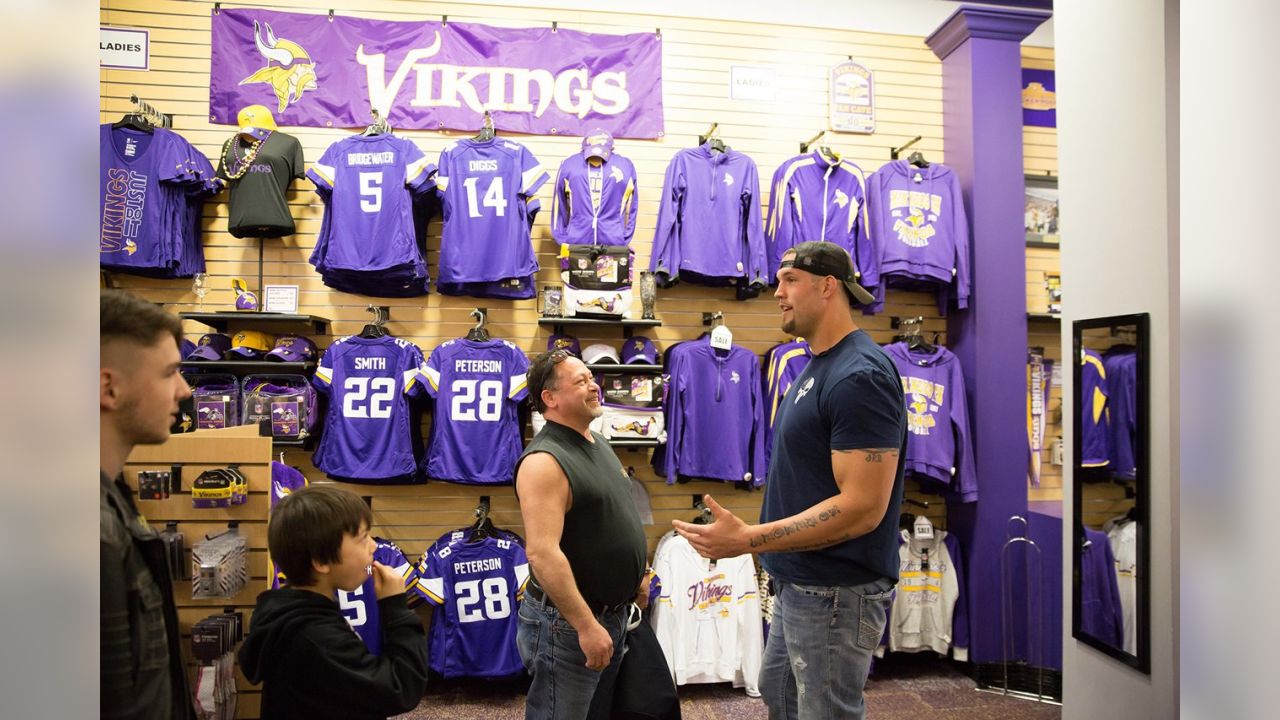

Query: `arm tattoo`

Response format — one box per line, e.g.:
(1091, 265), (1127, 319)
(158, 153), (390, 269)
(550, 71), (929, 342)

(834, 447), (900, 463)
(748, 504), (843, 549)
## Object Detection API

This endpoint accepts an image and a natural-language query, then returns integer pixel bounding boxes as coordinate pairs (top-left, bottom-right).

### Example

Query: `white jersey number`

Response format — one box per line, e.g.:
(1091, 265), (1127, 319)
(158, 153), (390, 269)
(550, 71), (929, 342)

(359, 171), (383, 213)
(462, 176), (507, 218)
(337, 586), (368, 627)
(343, 377), (396, 419)
(450, 379), (503, 422)
(455, 577), (511, 623)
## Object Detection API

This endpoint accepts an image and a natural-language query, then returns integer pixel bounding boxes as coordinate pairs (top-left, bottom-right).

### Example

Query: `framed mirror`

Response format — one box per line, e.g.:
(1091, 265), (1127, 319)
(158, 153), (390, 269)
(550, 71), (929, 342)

(1072, 313), (1149, 673)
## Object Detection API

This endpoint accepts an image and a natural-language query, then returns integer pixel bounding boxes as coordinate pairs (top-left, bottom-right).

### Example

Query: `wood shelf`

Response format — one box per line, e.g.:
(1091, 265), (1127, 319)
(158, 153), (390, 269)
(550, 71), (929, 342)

(181, 311), (330, 335)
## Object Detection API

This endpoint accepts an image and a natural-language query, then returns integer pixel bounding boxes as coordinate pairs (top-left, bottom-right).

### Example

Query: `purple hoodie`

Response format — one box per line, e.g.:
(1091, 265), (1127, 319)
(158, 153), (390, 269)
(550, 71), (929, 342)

(884, 342), (977, 502)
(866, 161), (970, 313)
(649, 142), (767, 289)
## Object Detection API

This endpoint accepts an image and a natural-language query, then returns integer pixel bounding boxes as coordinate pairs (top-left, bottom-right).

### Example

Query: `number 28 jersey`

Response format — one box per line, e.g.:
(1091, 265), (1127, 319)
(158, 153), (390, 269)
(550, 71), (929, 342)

(421, 339), (529, 484)
(312, 335), (426, 483)
(435, 138), (548, 286)
(413, 533), (530, 678)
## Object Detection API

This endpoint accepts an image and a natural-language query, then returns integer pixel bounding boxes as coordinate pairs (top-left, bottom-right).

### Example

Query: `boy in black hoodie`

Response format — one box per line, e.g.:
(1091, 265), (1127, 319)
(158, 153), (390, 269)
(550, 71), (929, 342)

(238, 485), (429, 719)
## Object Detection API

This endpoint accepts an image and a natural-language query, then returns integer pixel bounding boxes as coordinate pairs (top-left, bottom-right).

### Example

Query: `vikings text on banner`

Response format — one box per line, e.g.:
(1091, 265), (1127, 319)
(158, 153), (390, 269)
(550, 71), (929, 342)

(209, 8), (665, 139)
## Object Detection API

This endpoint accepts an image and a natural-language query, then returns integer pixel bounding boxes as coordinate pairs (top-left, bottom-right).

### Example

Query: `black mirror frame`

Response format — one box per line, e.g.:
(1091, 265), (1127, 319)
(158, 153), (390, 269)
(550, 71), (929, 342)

(1071, 312), (1150, 674)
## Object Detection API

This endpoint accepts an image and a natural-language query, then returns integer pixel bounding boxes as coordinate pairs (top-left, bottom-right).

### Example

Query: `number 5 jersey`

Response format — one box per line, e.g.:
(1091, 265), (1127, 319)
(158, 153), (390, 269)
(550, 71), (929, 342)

(420, 338), (530, 484)
(312, 335), (427, 483)
(413, 530), (530, 679)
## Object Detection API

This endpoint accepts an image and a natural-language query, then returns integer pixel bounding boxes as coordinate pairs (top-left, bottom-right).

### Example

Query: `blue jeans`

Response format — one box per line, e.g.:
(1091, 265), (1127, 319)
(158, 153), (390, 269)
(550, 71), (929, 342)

(760, 578), (895, 720)
(517, 592), (629, 720)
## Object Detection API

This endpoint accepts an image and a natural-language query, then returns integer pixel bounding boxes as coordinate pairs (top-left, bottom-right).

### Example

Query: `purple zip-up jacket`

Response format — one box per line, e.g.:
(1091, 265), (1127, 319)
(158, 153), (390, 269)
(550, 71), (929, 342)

(551, 153), (638, 246)
(884, 342), (977, 502)
(866, 161), (970, 312)
(768, 152), (874, 283)
(649, 142), (767, 289)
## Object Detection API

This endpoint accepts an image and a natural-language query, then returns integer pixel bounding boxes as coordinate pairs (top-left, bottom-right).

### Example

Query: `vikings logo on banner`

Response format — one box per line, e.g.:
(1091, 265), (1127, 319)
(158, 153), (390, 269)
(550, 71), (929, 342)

(210, 8), (665, 138)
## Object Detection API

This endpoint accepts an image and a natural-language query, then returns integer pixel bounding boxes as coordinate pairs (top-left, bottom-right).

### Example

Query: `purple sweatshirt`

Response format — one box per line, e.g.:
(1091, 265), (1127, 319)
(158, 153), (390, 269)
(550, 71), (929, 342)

(551, 153), (638, 246)
(649, 142), (767, 289)
(884, 342), (977, 502)
(767, 152), (874, 283)
(866, 161), (970, 312)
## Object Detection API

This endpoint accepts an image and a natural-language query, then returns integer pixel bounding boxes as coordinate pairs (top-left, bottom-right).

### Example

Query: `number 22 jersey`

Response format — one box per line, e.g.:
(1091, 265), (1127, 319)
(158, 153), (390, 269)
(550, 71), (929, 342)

(312, 335), (426, 483)
(420, 339), (529, 484)
(413, 532), (530, 678)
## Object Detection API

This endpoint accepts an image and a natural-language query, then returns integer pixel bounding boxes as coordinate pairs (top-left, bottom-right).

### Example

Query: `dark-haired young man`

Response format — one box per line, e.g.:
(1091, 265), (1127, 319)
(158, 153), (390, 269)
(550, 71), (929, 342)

(514, 350), (648, 720)
(100, 289), (194, 720)
(238, 484), (429, 720)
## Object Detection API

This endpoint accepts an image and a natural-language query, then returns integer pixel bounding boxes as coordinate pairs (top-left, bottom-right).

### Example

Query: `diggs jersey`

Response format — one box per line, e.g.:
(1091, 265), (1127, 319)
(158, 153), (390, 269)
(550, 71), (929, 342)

(420, 339), (529, 484)
(1080, 349), (1110, 468)
(307, 134), (435, 273)
(336, 539), (419, 656)
(413, 533), (530, 679)
(435, 138), (548, 285)
(312, 335), (426, 483)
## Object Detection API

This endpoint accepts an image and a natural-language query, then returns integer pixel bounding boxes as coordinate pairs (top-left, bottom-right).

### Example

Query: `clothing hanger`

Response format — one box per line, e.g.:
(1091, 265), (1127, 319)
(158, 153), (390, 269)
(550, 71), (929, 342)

(691, 496), (713, 525)
(361, 108), (391, 136)
(359, 305), (390, 338)
(467, 497), (494, 542)
(699, 122), (725, 154)
(907, 150), (929, 168)
(112, 112), (154, 135)
(466, 308), (490, 342)
(473, 110), (495, 142)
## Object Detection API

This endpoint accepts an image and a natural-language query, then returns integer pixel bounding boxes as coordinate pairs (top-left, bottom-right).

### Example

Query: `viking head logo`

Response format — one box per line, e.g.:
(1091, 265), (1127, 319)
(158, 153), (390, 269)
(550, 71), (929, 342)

(240, 21), (318, 113)
(909, 393), (929, 415)
(906, 207), (926, 227)
(833, 189), (850, 209)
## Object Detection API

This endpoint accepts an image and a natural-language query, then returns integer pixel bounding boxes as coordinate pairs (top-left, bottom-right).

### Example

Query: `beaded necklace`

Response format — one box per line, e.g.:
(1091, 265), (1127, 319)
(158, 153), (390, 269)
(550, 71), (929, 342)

(222, 130), (272, 180)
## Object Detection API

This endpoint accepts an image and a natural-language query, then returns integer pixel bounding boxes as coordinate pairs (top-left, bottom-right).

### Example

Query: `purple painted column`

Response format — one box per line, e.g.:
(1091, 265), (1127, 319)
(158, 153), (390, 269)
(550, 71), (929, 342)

(925, 6), (1050, 666)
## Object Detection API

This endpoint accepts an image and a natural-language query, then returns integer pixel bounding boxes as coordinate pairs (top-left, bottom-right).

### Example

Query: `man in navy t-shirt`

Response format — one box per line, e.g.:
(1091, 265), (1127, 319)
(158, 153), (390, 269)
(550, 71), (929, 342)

(673, 241), (907, 720)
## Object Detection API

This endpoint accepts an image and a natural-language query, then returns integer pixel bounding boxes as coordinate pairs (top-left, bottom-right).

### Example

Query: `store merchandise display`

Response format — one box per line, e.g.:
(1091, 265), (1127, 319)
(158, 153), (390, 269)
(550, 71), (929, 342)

(551, 129), (638, 247)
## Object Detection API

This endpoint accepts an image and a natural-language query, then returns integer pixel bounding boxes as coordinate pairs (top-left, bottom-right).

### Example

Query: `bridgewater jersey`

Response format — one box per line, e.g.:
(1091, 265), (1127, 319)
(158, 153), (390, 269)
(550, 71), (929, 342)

(311, 335), (426, 483)
(768, 152), (874, 283)
(884, 342), (977, 502)
(866, 161), (970, 312)
(661, 336), (766, 486)
(336, 539), (419, 656)
(435, 138), (548, 286)
(1080, 349), (1111, 467)
(650, 531), (762, 697)
(420, 339), (529, 484)
(1103, 348), (1138, 479)
(413, 532), (530, 679)
(649, 142), (767, 289)
(307, 134), (435, 273)
(551, 153), (638, 246)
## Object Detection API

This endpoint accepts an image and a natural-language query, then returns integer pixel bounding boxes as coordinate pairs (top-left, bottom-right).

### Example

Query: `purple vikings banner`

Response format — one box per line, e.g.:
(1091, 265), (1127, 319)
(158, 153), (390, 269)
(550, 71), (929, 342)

(1021, 68), (1056, 128)
(209, 8), (664, 138)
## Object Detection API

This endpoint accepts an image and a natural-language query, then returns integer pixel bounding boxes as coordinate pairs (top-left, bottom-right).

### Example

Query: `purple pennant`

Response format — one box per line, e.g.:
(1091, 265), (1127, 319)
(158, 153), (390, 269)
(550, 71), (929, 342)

(210, 8), (665, 139)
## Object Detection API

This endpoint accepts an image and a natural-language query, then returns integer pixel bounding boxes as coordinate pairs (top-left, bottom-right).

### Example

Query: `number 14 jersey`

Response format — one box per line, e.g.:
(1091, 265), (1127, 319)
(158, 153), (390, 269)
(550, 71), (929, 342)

(312, 335), (426, 483)
(421, 338), (529, 484)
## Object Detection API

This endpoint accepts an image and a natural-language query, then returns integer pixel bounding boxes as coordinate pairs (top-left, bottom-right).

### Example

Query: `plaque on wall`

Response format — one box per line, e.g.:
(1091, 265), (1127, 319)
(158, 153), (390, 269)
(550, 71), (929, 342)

(829, 60), (875, 134)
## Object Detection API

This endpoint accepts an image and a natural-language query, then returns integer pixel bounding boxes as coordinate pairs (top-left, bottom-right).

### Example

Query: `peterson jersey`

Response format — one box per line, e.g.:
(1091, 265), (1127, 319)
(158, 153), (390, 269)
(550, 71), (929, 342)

(311, 335), (426, 483)
(435, 138), (548, 286)
(413, 533), (530, 679)
(420, 339), (529, 484)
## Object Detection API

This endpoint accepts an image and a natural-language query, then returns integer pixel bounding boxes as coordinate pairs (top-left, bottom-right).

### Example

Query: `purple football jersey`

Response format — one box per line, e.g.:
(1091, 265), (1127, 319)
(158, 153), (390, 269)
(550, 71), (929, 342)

(420, 339), (530, 484)
(763, 339), (812, 476)
(335, 539), (419, 656)
(1103, 348), (1138, 479)
(1080, 349), (1111, 467)
(312, 335), (426, 483)
(308, 134), (435, 274)
(435, 138), (548, 286)
(413, 532), (530, 678)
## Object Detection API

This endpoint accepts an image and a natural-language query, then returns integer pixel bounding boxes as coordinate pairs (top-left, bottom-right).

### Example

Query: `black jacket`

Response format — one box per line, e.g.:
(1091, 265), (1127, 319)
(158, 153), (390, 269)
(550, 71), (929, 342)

(238, 587), (429, 720)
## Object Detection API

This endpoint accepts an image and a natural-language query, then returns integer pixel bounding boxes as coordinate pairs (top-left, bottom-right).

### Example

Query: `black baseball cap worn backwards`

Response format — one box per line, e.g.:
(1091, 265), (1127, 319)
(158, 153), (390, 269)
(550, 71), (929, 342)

(779, 241), (875, 306)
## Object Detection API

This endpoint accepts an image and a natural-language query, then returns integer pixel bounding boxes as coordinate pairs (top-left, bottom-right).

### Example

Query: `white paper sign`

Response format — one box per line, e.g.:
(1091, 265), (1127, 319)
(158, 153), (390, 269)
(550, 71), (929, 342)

(263, 285), (299, 314)
(100, 27), (149, 70)
(729, 65), (776, 102)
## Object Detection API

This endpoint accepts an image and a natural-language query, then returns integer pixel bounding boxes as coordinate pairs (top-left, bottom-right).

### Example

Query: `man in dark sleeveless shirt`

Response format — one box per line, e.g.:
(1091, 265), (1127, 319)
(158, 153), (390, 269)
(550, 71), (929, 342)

(514, 350), (647, 720)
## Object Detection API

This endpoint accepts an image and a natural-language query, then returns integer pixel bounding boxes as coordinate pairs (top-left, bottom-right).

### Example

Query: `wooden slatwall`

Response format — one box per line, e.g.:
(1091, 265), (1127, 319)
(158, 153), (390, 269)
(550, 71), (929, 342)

(1021, 45), (1063, 504)
(97, 1), (1042, 714)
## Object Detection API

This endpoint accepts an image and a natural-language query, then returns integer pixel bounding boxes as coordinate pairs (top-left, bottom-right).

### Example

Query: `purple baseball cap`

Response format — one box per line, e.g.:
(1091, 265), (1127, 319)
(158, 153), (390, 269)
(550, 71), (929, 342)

(547, 333), (582, 358)
(266, 335), (318, 363)
(582, 129), (613, 161)
(186, 333), (233, 361)
(620, 336), (658, 365)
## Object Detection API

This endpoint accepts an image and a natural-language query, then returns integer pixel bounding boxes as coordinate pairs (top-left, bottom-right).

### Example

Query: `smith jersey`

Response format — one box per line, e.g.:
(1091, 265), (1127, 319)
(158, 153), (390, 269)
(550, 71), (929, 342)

(420, 339), (529, 484)
(435, 138), (548, 285)
(307, 134), (435, 273)
(1080, 349), (1111, 467)
(336, 539), (419, 656)
(413, 532), (530, 679)
(312, 335), (426, 483)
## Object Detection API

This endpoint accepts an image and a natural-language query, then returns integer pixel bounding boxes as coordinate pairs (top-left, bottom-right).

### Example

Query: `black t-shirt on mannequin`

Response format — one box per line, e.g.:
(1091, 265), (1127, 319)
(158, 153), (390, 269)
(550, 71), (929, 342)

(217, 130), (305, 238)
